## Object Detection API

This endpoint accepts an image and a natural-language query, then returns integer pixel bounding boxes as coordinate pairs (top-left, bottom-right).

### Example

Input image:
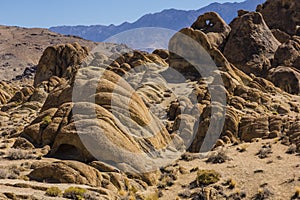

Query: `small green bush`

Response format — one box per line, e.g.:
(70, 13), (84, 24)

(42, 115), (52, 126)
(196, 169), (221, 186)
(45, 187), (62, 197)
(63, 187), (87, 200)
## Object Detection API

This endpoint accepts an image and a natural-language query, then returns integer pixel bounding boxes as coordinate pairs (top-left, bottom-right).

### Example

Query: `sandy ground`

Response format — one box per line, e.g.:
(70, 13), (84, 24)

(159, 139), (300, 200)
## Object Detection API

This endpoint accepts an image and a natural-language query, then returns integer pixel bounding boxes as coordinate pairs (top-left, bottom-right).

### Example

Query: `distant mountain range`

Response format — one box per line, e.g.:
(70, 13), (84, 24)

(50, 0), (265, 42)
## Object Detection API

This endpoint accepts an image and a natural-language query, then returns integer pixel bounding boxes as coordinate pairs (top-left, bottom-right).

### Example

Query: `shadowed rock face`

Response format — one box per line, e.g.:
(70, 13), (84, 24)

(223, 12), (280, 76)
(257, 0), (300, 36)
(268, 66), (300, 95)
(266, 36), (300, 94)
(271, 29), (291, 43)
(273, 37), (300, 69)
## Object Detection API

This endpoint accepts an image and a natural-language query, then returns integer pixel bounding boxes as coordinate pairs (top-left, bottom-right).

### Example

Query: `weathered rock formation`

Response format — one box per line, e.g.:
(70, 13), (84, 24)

(33, 43), (89, 86)
(167, 11), (300, 153)
(29, 160), (103, 186)
(22, 42), (183, 186)
(265, 36), (300, 94)
(1, 4), (300, 198)
(273, 37), (300, 69)
(223, 12), (280, 76)
(0, 81), (15, 105)
(268, 66), (300, 94)
(257, 0), (300, 36)
(191, 12), (231, 49)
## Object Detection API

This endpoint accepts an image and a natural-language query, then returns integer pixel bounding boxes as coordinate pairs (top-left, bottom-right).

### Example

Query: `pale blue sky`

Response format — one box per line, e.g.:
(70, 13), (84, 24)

(0, 0), (244, 28)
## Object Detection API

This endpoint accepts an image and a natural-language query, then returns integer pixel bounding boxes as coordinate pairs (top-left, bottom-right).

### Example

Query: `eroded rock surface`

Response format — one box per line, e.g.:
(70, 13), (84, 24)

(223, 12), (280, 76)
(33, 43), (89, 86)
(257, 0), (300, 36)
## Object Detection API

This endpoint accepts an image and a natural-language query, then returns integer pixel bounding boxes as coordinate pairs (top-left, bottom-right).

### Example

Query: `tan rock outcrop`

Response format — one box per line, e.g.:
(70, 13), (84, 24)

(238, 115), (269, 142)
(0, 81), (15, 105)
(24, 63), (174, 185)
(33, 43), (89, 87)
(29, 160), (103, 186)
(287, 121), (300, 151)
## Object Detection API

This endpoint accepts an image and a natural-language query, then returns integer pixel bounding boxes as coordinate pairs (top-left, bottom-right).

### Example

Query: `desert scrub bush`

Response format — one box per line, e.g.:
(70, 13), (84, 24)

(206, 150), (230, 163)
(273, 137), (280, 144)
(178, 189), (191, 198)
(45, 187), (62, 197)
(134, 190), (160, 200)
(41, 115), (52, 127)
(129, 185), (138, 195)
(271, 110), (278, 115)
(158, 167), (178, 187)
(256, 145), (272, 159)
(123, 177), (139, 196)
(7, 166), (20, 179)
(82, 192), (100, 200)
(226, 178), (237, 189)
(0, 165), (21, 179)
(228, 189), (246, 199)
(63, 187), (87, 200)
(293, 187), (300, 199)
(6, 149), (34, 160)
(158, 175), (175, 189)
(128, 195), (136, 200)
(286, 144), (297, 154)
(0, 169), (7, 179)
(118, 189), (127, 197)
(237, 144), (248, 152)
(252, 188), (273, 200)
(19, 175), (29, 181)
(196, 169), (221, 186)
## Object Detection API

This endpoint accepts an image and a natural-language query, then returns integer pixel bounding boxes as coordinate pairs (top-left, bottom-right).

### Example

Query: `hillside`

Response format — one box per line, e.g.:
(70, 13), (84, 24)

(0, 26), (97, 81)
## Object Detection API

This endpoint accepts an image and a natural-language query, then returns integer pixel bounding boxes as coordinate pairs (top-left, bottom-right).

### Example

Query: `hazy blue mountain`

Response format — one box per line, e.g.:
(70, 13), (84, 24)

(50, 0), (265, 42)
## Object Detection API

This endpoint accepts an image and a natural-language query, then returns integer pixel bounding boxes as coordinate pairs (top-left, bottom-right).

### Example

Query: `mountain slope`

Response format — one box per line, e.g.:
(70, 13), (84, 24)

(50, 0), (265, 42)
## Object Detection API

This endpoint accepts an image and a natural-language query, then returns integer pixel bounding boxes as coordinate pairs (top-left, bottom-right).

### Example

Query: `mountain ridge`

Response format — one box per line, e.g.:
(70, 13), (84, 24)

(50, 0), (266, 42)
